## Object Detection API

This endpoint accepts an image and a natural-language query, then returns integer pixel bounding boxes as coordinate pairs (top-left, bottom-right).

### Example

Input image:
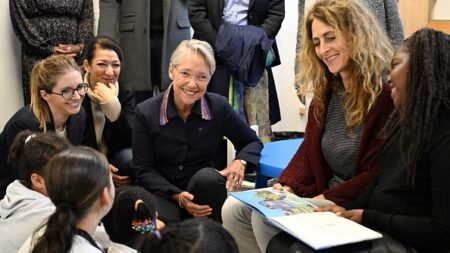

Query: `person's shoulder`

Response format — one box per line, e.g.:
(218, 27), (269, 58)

(71, 235), (103, 253)
(3, 106), (39, 131)
(204, 92), (229, 107)
(136, 93), (164, 112)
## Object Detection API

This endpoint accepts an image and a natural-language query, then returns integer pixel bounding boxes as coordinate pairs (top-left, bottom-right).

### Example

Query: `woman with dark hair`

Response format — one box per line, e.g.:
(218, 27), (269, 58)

(82, 36), (135, 183)
(102, 185), (165, 253)
(0, 54), (86, 198)
(267, 28), (450, 253)
(18, 146), (115, 253)
(140, 219), (238, 253)
(0, 131), (70, 253)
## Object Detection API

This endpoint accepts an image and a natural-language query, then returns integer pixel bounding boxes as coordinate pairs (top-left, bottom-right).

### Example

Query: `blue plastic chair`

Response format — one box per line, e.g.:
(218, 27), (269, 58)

(255, 138), (303, 188)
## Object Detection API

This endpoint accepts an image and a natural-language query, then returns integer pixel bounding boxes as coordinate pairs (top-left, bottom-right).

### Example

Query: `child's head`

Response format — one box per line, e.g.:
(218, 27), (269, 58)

(31, 146), (113, 253)
(103, 185), (158, 249)
(140, 219), (238, 253)
(7, 130), (70, 195)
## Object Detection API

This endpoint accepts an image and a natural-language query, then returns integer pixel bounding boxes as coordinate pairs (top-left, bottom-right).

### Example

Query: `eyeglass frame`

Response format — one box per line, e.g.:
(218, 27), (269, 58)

(45, 83), (88, 100)
(172, 65), (211, 85)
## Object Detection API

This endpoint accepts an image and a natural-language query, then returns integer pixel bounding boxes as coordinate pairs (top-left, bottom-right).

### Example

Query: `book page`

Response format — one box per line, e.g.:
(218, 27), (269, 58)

(271, 212), (382, 250)
(231, 188), (316, 218)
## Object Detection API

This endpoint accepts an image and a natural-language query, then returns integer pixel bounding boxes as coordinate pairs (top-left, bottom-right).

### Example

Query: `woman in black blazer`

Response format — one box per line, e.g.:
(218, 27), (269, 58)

(0, 54), (87, 198)
(82, 36), (134, 184)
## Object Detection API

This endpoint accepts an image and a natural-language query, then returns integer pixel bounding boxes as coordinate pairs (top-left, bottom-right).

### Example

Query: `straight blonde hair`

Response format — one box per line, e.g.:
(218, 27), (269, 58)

(30, 55), (81, 131)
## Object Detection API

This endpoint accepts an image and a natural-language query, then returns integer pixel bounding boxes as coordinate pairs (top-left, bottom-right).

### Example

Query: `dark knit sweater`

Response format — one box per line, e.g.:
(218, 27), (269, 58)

(278, 85), (393, 205)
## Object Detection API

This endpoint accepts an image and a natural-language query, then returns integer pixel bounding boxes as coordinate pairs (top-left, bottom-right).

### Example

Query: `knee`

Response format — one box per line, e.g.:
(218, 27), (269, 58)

(110, 148), (133, 176)
(222, 196), (251, 227)
(189, 167), (225, 190)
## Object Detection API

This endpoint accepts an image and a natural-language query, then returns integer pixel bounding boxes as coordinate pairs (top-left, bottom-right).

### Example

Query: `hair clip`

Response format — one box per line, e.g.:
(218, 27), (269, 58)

(132, 199), (156, 234)
(25, 134), (36, 144)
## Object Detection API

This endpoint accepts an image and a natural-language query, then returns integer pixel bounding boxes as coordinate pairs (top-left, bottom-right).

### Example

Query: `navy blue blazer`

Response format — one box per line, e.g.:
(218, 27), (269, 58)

(132, 90), (263, 198)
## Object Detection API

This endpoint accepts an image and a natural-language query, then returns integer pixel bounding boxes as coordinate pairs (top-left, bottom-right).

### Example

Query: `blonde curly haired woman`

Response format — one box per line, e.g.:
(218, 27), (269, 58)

(222, 1), (395, 252)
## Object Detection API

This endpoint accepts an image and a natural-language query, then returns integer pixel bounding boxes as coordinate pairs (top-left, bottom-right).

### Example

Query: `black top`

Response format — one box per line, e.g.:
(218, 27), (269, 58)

(346, 113), (450, 252)
(132, 89), (263, 198)
(82, 88), (135, 158)
(0, 106), (86, 198)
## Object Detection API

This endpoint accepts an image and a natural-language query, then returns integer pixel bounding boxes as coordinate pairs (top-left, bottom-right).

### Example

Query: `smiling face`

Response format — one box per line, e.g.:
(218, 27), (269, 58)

(83, 48), (121, 88)
(169, 52), (211, 113)
(40, 70), (84, 118)
(388, 48), (410, 109)
(311, 17), (352, 79)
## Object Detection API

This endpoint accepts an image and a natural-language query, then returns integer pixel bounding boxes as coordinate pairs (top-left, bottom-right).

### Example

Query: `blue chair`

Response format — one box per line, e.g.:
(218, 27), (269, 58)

(255, 138), (303, 188)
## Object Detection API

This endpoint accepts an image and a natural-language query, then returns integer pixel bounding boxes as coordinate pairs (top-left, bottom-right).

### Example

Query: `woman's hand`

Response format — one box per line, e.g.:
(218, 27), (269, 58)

(314, 205), (346, 214)
(272, 183), (293, 193)
(109, 164), (131, 186)
(339, 209), (364, 223)
(313, 194), (325, 200)
(218, 159), (245, 192)
(91, 82), (117, 104)
(155, 219), (165, 230)
(176, 191), (212, 218)
(53, 44), (82, 57)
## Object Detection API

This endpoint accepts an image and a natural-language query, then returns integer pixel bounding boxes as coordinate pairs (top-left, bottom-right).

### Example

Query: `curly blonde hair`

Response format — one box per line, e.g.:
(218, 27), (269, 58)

(298, 0), (393, 129)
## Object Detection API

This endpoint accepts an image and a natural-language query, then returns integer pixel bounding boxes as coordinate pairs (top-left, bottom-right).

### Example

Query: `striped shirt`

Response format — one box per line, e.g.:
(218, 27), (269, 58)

(321, 85), (364, 187)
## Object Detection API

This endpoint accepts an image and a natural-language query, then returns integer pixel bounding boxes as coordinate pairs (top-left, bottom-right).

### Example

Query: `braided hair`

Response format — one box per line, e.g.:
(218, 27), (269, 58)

(140, 219), (238, 253)
(381, 28), (450, 185)
(102, 185), (157, 249)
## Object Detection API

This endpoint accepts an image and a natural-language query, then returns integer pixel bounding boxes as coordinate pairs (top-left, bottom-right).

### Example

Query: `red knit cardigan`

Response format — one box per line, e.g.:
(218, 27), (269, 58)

(278, 85), (394, 205)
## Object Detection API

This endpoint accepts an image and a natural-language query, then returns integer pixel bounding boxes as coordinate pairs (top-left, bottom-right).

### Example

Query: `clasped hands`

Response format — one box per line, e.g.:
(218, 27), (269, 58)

(53, 43), (83, 57)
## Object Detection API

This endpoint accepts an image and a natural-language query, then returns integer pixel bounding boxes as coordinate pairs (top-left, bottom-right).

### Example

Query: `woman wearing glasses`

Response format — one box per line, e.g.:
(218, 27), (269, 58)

(0, 54), (86, 198)
(82, 36), (135, 185)
(132, 39), (262, 224)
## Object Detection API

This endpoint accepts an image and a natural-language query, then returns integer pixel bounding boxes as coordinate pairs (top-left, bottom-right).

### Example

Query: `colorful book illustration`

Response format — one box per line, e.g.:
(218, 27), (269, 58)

(231, 188), (382, 250)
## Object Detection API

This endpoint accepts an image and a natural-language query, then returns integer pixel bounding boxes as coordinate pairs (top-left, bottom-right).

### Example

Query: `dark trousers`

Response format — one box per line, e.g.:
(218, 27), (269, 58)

(152, 167), (227, 224)
(109, 148), (133, 177)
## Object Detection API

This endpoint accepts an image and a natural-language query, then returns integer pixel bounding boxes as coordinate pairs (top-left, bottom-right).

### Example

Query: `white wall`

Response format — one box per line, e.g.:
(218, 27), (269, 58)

(271, 0), (307, 133)
(0, 0), (23, 130)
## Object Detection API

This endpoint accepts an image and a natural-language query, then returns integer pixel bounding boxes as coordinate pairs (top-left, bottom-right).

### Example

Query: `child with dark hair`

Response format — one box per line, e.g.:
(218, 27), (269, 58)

(141, 219), (239, 253)
(0, 130), (70, 253)
(102, 185), (165, 253)
(18, 146), (114, 253)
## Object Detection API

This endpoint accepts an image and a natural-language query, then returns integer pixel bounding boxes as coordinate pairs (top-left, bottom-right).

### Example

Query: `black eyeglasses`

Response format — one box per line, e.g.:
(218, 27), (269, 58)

(47, 83), (88, 99)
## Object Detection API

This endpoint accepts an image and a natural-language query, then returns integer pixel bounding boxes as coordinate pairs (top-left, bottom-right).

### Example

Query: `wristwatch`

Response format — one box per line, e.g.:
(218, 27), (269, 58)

(239, 159), (247, 168)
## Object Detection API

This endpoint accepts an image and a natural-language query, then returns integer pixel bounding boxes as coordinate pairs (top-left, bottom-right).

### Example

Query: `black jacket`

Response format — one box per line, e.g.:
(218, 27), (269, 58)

(0, 106), (86, 198)
(189, 0), (284, 67)
(82, 88), (134, 158)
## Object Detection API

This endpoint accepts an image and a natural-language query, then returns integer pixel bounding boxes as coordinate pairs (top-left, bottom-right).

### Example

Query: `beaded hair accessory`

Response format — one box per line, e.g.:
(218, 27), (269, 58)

(132, 199), (157, 234)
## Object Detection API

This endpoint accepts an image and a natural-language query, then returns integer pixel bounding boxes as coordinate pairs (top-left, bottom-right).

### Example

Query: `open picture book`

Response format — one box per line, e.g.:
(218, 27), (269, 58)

(230, 188), (382, 250)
